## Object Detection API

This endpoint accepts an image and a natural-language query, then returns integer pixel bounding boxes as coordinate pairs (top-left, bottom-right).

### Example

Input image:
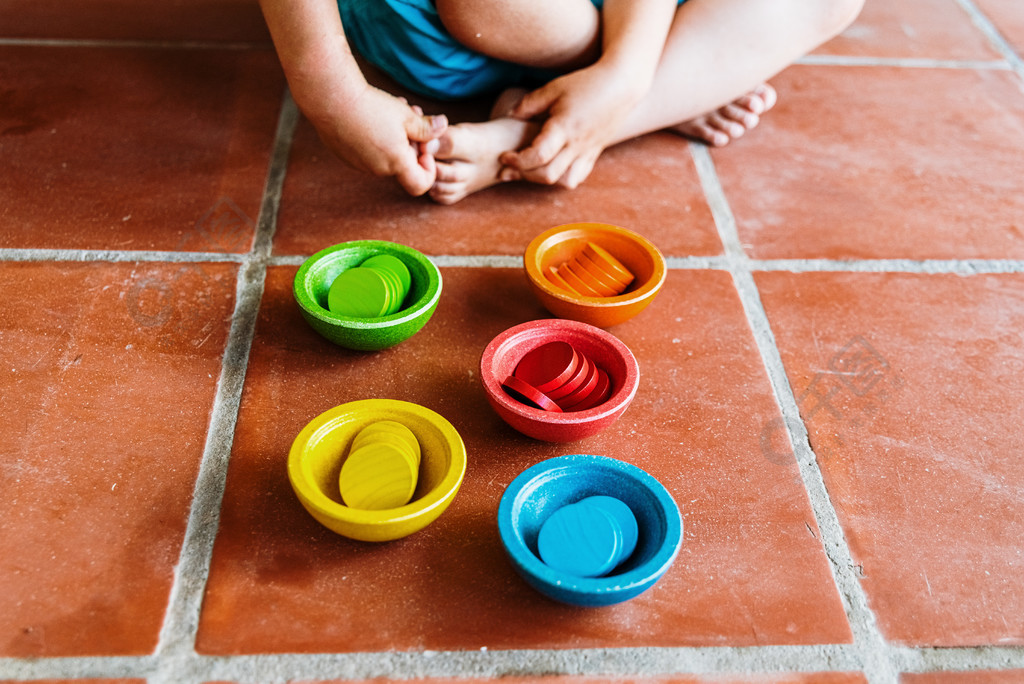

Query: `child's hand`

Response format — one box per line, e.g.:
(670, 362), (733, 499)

(498, 62), (643, 189)
(311, 85), (448, 196)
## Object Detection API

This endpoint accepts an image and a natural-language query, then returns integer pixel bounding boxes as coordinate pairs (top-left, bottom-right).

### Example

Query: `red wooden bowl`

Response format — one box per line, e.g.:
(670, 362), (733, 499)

(524, 223), (666, 328)
(480, 319), (640, 442)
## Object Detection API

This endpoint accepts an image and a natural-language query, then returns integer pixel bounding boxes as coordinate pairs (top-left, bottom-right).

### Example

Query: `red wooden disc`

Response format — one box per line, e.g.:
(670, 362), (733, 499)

(514, 341), (580, 394)
(502, 375), (563, 412)
(545, 353), (592, 401)
(565, 368), (612, 411)
(555, 357), (601, 410)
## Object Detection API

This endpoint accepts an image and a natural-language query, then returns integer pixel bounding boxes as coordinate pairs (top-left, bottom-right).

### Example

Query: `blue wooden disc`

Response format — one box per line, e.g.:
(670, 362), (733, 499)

(537, 502), (622, 578)
(579, 496), (638, 566)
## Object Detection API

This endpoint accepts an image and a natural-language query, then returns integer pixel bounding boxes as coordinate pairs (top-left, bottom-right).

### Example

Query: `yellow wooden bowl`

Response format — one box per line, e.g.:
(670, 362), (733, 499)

(288, 399), (467, 542)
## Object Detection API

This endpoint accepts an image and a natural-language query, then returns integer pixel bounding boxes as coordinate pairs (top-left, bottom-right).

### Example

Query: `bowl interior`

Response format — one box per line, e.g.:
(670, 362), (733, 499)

(291, 400), (463, 522)
(482, 320), (637, 419)
(526, 224), (664, 303)
(297, 241), (438, 324)
(504, 456), (677, 578)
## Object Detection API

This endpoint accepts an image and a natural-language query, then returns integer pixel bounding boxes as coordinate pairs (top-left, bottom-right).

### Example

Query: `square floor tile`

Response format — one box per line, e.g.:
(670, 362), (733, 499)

(757, 271), (1024, 646)
(816, 0), (1000, 60)
(0, 0), (270, 42)
(0, 46), (283, 251)
(273, 118), (720, 258)
(902, 671), (1024, 683)
(195, 266), (849, 654)
(974, 0), (1024, 54)
(0, 261), (238, 656)
(714, 65), (1024, 260)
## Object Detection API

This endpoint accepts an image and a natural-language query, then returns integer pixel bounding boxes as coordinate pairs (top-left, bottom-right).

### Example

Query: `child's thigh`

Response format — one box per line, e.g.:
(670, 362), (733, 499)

(338, 0), (531, 100)
(434, 0), (601, 70)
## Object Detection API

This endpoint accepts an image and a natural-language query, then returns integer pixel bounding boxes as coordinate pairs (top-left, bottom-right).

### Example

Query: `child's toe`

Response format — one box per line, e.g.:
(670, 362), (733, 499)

(721, 103), (760, 129)
(434, 161), (467, 183)
(707, 112), (746, 140)
(756, 84), (778, 112)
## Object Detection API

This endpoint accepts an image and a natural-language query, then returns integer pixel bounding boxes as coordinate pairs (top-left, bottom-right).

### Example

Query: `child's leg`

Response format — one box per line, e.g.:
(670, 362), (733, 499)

(615, 0), (862, 143)
(431, 0), (864, 203)
(434, 0), (600, 71)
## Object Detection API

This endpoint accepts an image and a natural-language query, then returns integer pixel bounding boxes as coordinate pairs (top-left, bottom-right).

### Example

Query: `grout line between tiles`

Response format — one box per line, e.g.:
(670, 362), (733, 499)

(3, 644), (1023, 682)
(0, 37), (273, 50)
(750, 259), (1024, 274)
(889, 645), (1024, 674)
(953, 0), (1024, 83)
(148, 90), (298, 684)
(688, 142), (898, 684)
(0, 248), (248, 263)
(9, 248), (1024, 275)
(796, 54), (1011, 70)
(165, 645), (866, 681)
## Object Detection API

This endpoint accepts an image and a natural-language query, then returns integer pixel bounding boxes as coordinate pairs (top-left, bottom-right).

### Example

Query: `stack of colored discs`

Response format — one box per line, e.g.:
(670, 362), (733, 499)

(328, 254), (412, 318)
(536, 496), (638, 577)
(500, 340), (613, 413)
(546, 241), (635, 298)
(338, 420), (421, 510)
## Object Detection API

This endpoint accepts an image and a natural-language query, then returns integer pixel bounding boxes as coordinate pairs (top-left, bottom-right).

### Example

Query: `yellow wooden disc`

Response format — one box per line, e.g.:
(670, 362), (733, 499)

(339, 442), (418, 510)
(352, 420), (421, 466)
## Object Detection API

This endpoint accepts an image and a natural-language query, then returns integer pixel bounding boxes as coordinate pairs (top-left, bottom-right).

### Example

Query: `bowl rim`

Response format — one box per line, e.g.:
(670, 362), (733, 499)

(293, 240), (442, 329)
(287, 399), (467, 530)
(480, 319), (640, 422)
(524, 223), (666, 307)
(497, 454), (682, 598)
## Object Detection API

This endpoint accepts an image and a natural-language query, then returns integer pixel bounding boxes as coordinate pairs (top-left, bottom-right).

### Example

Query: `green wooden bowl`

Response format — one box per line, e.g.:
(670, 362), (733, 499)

(294, 241), (442, 351)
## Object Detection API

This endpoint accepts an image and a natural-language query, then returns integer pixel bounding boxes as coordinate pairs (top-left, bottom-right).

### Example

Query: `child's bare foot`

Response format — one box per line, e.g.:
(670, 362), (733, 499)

(671, 84), (777, 147)
(429, 116), (537, 205)
(427, 89), (537, 205)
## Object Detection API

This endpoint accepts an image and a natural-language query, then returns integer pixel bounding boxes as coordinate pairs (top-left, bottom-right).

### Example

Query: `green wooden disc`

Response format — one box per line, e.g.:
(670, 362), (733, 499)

(362, 255), (412, 300)
(328, 267), (392, 318)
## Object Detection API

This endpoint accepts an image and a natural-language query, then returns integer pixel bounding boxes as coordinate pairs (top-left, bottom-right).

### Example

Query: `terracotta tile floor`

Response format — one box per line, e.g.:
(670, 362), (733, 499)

(1, 0), (1023, 682)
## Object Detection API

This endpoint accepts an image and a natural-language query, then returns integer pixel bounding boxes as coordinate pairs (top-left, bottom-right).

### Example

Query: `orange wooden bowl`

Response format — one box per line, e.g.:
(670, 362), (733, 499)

(524, 223), (666, 328)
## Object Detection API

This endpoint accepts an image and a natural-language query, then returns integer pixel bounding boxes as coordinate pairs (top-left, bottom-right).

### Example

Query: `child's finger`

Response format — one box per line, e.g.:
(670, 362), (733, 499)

(396, 164), (434, 196)
(514, 147), (575, 186)
(405, 113), (448, 143)
(395, 148), (436, 197)
(559, 149), (600, 189)
(511, 84), (559, 121)
(505, 122), (568, 171)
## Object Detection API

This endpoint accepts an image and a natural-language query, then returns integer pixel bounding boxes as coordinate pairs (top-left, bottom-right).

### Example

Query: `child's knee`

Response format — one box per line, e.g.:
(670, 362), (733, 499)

(820, 0), (865, 38)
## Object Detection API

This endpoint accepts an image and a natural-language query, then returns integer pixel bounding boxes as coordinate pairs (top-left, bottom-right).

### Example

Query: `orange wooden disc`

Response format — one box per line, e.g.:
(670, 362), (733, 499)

(546, 266), (581, 295)
(557, 263), (603, 297)
(566, 259), (618, 297)
(582, 242), (634, 286)
(574, 252), (629, 295)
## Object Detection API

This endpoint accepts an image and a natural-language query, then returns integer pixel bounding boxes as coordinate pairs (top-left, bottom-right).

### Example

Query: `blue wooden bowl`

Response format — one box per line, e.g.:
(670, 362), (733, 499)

(497, 454), (682, 606)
